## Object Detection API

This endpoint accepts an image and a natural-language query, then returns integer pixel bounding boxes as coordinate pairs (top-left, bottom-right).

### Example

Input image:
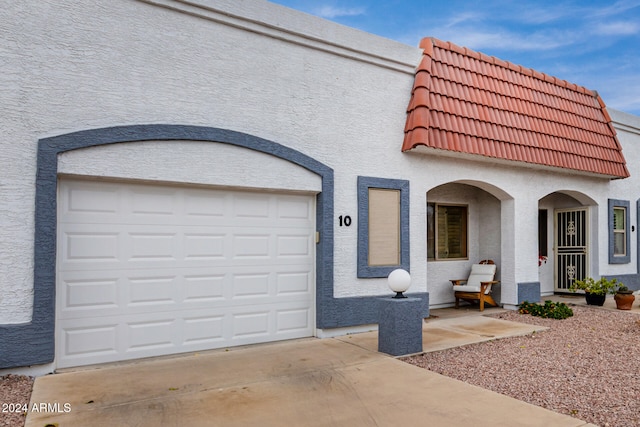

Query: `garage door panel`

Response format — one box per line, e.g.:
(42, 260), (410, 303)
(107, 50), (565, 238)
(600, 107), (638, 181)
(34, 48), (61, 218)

(60, 323), (119, 360)
(57, 179), (315, 368)
(276, 271), (312, 295)
(59, 276), (120, 313)
(60, 183), (120, 219)
(183, 274), (226, 303)
(232, 234), (271, 258)
(61, 227), (312, 269)
(183, 233), (226, 260)
(231, 272), (271, 299)
(277, 197), (313, 220)
(276, 307), (312, 333)
(126, 318), (178, 352)
(277, 233), (313, 257)
(128, 275), (178, 307)
(62, 231), (120, 263)
(184, 191), (228, 218)
(231, 310), (271, 339)
(183, 314), (225, 346)
(58, 303), (313, 364)
(233, 194), (271, 218)
(60, 268), (312, 319)
(128, 232), (178, 261)
(129, 188), (179, 216)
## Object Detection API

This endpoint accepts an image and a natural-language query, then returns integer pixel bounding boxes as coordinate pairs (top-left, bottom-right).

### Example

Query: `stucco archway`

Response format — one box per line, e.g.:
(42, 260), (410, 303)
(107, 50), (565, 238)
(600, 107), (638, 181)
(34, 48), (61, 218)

(538, 190), (598, 296)
(426, 181), (513, 308)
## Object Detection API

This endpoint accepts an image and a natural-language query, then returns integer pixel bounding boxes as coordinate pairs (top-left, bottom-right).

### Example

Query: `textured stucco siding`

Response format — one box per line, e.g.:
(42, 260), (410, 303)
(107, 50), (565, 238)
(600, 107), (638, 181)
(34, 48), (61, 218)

(2, 0), (640, 343)
(58, 141), (323, 193)
(0, 0), (422, 324)
(607, 109), (640, 278)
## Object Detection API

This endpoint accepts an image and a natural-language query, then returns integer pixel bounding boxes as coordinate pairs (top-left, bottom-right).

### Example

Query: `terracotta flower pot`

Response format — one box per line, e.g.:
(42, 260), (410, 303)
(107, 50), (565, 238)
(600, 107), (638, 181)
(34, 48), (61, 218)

(614, 292), (635, 310)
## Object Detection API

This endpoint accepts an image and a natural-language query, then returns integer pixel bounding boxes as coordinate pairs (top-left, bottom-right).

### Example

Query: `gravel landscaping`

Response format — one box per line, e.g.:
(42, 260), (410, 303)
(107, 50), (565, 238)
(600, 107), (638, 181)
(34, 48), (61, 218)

(0, 374), (33, 427)
(404, 304), (640, 427)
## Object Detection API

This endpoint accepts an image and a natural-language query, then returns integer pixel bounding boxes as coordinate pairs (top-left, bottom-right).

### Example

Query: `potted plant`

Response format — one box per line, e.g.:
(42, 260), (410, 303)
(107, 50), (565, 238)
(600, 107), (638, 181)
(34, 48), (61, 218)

(613, 283), (635, 310)
(569, 277), (618, 306)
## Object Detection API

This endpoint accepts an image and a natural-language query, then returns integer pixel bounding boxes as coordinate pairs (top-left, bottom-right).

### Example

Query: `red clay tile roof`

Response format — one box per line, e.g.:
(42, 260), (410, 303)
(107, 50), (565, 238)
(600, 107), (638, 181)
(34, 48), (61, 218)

(403, 37), (629, 179)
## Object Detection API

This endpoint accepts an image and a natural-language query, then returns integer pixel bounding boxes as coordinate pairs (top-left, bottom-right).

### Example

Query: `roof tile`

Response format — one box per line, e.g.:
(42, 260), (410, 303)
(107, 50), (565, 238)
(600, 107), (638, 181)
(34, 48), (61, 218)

(403, 37), (629, 179)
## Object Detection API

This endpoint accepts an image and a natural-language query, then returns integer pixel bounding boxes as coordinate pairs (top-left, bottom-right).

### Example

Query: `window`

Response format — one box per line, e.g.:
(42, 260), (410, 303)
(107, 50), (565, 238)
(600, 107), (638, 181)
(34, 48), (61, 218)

(538, 209), (548, 258)
(608, 199), (630, 264)
(613, 207), (626, 256)
(368, 188), (401, 266)
(357, 177), (409, 278)
(427, 203), (468, 260)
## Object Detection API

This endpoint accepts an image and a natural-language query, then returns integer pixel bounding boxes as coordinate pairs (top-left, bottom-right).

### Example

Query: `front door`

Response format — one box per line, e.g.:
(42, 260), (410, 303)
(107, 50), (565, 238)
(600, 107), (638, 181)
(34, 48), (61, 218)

(555, 208), (589, 292)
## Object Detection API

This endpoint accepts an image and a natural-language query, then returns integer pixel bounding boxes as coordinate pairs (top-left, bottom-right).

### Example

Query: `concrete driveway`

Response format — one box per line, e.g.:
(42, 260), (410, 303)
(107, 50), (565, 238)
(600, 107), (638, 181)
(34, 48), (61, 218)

(26, 309), (596, 427)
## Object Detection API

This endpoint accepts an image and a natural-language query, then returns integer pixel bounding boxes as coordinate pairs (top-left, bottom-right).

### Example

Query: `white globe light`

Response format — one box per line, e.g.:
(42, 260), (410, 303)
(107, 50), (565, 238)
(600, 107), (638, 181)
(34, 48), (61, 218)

(388, 268), (411, 298)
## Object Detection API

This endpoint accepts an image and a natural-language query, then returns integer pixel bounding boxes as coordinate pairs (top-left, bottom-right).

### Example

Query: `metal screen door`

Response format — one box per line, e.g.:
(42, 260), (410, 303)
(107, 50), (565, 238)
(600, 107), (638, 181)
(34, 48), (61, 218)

(555, 208), (588, 292)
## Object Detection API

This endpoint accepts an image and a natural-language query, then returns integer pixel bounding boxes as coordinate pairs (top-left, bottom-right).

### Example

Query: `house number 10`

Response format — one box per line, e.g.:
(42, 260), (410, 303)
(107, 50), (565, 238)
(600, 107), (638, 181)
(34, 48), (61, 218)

(338, 215), (352, 227)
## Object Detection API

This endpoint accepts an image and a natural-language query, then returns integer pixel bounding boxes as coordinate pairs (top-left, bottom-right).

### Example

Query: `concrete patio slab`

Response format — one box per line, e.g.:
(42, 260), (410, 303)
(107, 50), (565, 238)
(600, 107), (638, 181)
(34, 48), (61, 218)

(340, 310), (548, 354)
(25, 313), (594, 427)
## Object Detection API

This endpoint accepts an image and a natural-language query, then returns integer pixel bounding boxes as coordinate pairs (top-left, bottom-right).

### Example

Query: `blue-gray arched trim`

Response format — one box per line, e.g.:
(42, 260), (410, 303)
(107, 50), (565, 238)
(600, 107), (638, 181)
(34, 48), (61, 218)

(0, 124), (428, 369)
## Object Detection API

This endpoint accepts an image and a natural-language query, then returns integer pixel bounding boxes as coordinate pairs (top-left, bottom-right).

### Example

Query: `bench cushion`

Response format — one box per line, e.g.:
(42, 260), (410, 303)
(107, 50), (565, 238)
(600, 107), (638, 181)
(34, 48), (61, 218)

(454, 263), (496, 294)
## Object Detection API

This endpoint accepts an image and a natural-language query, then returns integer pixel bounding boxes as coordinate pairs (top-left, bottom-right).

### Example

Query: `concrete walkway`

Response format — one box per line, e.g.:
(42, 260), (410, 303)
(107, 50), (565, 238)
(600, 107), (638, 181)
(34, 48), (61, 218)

(26, 307), (596, 427)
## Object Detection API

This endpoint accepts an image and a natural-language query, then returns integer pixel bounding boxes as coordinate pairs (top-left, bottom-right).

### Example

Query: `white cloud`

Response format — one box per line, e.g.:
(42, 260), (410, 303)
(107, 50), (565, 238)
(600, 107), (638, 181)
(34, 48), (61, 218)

(594, 21), (640, 36)
(314, 5), (366, 19)
(444, 12), (482, 27)
(511, 5), (573, 25)
(587, 0), (640, 18)
(596, 74), (640, 114)
(428, 26), (578, 52)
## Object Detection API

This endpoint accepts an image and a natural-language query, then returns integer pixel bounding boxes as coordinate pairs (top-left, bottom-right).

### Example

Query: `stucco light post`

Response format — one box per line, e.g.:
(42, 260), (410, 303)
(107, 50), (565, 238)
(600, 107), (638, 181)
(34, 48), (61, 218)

(388, 268), (411, 298)
(378, 268), (422, 356)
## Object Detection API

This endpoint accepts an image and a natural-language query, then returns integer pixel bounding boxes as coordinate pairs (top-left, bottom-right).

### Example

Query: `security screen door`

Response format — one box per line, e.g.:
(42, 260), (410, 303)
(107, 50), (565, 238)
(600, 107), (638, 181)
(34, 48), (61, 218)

(555, 208), (589, 292)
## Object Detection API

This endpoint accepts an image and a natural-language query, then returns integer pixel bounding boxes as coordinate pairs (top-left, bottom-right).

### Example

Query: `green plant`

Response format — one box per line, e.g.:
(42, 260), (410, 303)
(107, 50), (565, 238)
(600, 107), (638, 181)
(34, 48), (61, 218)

(518, 300), (574, 319)
(615, 283), (633, 294)
(569, 277), (619, 296)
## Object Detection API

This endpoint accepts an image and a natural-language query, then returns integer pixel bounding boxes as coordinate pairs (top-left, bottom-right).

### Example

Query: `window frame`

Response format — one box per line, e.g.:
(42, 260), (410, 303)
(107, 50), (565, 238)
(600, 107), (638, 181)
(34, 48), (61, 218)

(608, 199), (630, 264)
(427, 202), (469, 261)
(357, 176), (410, 278)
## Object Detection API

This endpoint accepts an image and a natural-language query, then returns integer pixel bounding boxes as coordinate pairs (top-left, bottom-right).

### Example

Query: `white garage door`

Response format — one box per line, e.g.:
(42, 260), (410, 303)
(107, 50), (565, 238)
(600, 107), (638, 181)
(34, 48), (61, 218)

(56, 179), (315, 368)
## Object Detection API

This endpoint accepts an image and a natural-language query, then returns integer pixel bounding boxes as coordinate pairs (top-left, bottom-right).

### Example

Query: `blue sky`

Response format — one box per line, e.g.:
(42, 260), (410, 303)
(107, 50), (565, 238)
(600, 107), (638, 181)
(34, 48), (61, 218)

(269, 0), (640, 116)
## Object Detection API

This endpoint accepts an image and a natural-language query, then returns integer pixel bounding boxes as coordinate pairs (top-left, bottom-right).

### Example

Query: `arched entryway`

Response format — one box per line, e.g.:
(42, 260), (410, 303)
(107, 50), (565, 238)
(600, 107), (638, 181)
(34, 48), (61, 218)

(426, 180), (512, 307)
(538, 191), (598, 295)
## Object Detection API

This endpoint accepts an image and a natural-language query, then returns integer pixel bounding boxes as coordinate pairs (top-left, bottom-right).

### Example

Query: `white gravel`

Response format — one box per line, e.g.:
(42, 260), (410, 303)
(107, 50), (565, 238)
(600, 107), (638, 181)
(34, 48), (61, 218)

(403, 305), (640, 427)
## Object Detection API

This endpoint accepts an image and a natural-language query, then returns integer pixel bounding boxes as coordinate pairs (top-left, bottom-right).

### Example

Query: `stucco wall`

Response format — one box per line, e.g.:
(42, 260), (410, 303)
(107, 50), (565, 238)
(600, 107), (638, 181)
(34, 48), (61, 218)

(2, 0), (640, 334)
(0, 0), (423, 324)
(58, 141), (323, 193)
(607, 109), (640, 279)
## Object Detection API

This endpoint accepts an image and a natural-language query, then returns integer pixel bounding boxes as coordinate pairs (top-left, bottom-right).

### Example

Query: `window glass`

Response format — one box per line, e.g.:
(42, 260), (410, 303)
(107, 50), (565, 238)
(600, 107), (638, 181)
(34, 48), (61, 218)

(428, 203), (468, 260)
(608, 200), (630, 264)
(613, 207), (626, 256)
(538, 209), (548, 258)
(426, 203), (435, 259)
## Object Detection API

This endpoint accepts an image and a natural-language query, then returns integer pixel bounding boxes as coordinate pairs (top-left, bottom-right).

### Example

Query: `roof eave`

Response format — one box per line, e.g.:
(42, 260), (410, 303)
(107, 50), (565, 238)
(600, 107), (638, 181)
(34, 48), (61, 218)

(403, 144), (629, 180)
